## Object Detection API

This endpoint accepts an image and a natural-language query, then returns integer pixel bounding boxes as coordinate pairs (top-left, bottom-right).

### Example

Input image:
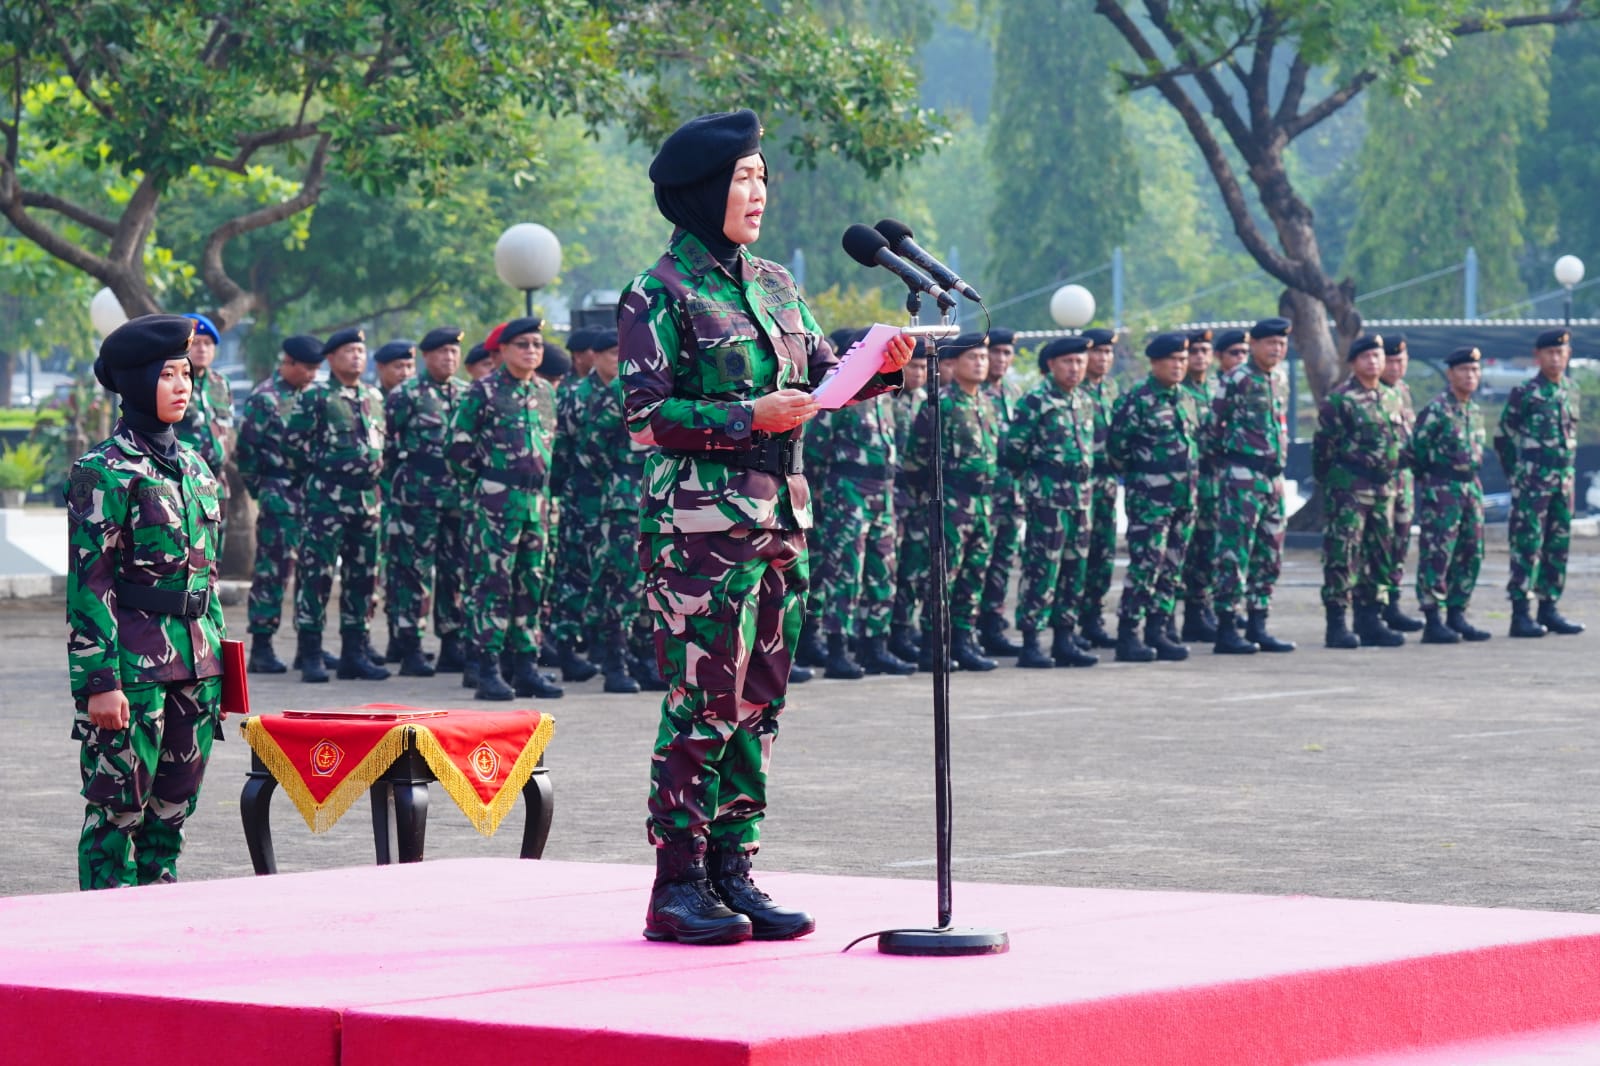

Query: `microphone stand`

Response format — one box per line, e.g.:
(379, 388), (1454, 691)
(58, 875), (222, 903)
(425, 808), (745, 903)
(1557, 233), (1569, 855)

(878, 292), (1009, 957)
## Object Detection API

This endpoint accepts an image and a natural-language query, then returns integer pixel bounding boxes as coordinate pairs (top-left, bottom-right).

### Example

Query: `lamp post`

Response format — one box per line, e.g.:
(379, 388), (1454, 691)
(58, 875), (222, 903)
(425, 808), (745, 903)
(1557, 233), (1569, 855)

(86, 287), (129, 442)
(494, 223), (563, 317)
(1554, 254), (1584, 329)
(1050, 283), (1096, 330)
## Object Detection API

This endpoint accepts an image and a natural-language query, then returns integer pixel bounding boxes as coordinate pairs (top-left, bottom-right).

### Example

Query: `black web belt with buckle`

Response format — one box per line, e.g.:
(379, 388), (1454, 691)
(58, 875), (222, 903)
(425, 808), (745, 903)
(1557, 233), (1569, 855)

(664, 438), (803, 476)
(115, 583), (211, 618)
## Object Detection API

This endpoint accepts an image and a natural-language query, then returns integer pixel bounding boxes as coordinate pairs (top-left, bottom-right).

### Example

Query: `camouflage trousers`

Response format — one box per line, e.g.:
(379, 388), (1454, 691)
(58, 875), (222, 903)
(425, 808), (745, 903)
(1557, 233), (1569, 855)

(548, 488), (603, 646)
(1507, 473), (1574, 604)
(1321, 488), (1395, 608)
(1118, 488), (1195, 625)
(816, 476), (897, 639)
(1414, 478), (1484, 610)
(805, 497), (828, 624)
(979, 485), (1024, 619)
(1212, 474), (1285, 615)
(1084, 474), (1120, 612)
(295, 504), (380, 635)
(640, 528), (807, 852)
(934, 496), (994, 635)
(467, 508), (549, 657)
(76, 677), (221, 890)
(247, 493), (298, 636)
(1384, 470), (1414, 602)
(1014, 495), (1091, 633)
(1181, 472), (1220, 608)
(586, 507), (645, 641)
(892, 488), (929, 631)
(385, 503), (466, 639)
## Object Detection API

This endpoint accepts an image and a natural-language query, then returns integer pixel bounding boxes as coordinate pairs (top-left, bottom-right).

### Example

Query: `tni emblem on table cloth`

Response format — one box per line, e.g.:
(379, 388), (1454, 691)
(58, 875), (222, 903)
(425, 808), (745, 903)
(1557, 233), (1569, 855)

(310, 739), (344, 777)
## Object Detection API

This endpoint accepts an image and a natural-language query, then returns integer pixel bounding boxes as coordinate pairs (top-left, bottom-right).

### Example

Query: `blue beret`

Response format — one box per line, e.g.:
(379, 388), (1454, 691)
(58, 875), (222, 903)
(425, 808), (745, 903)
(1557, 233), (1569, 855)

(1348, 334), (1384, 360)
(1082, 328), (1116, 347)
(1249, 317), (1291, 339)
(537, 344), (571, 379)
(1445, 346), (1481, 368)
(373, 340), (416, 365)
(1187, 328), (1213, 344)
(589, 329), (619, 351)
(419, 327), (463, 352)
(465, 342), (491, 366)
(649, 110), (763, 187)
(936, 332), (988, 360)
(282, 335), (324, 365)
(1038, 335), (1091, 373)
(988, 328), (1016, 347)
(1145, 332), (1189, 359)
(1383, 333), (1407, 356)
(97, 315), (194, 380)
(183, 312), (220, 343)
(500, 316), (543, 345)
(566, 328), (597, 352)
(322, 327), (365, 356)
(1215, 329), (1247, 350)
(1536, 329), (1570, 349)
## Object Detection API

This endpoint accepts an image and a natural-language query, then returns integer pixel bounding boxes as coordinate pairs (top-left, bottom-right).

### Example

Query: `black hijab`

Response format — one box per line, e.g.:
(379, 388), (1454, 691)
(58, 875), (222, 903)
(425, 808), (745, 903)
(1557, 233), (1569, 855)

(655, 163), (744, 274)
(95, 357), (183, 458)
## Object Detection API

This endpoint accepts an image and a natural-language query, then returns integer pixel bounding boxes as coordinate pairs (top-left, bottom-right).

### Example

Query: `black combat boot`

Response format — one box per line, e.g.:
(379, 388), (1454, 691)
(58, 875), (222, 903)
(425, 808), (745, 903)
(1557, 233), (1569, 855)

(917, 632), (955, 672)
(1420, 607), (1460, 645)
(556, 640), (600, 683)
(434, 632), (466, 672)
(887, 625), (921, 664)
(1114, 617), (1156, 663)
(1353, 602), (1405, 648)
(396, 632), (435, 677)
(1509, 600), (1546, 638)
(248, 633), (287, 674)
(859, 635), (916, 675)
(602, 643), (641, 694)
(1051, 625), (1098, 668)
(474, 648), (514, 701)
(1080, 610), (1117, 650)
(1245, 609), (1296, 653)
(1180, 600), (1217, 643)
(297, 630), (330, 683)
(1538, 600), (1585, 636)
(951, 629), (998, 671)
(643, 838), (753, 945)
(788, 663), (814, 684)
(823, 632), (865, 680)
(630, 642), (670, 691)
(1212, 612), (1258, 655)
(292, 647), (340, 671)
(514, 652), (565, 699)
(461, 646), (481, 688)
(707, 845), (815, 941)
(1324, 605), (1360, 649)
(1016, 628), (1054, 668)
(337, 630), (391, 680)
(795, 619), (828, 668)
(977, 611), (1022, 657)
(1446, 606), (1492, 642)
(382, 636), (400, 664)
(363, 634), (388, 668)
(1382, 596), (1424, 633)
(1144, 613), (1189, 662)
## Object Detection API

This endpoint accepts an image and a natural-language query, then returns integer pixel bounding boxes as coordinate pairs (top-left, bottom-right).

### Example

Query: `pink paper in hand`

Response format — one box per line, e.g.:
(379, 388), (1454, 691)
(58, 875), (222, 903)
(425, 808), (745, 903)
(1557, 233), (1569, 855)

(811, 323), (898, 410)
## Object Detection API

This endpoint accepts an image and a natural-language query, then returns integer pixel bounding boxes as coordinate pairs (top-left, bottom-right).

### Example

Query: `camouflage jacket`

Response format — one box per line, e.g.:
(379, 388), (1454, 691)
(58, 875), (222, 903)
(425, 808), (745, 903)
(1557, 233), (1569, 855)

(904, 386), (1000, 515)
(66, 421), (225, 709)
(1211, 360), (1287, 478)
(385, 372), (463, 510)
(1181, 377), (1217, 462)
(1412, 390), (1485, 489)
(893, 385), (925, 470)
(173, 366), (233, 495)
(1108, 376), (1201, 505)
(809, 392), (898, 484)
(575, 373), (647, 514)
(235, 371), (303, 506)
(1002, 377), (1095, 508)
(1313, 377), (1408, 494)
(1495, 373), (1579, 488)
(551, 372), (599, 499)
(282, 378), (386, 513)
(447, 365), (555, 519)
(983, 375), (1025, 501)
(618, 229), (897, 533)
(1083, 377), (1121, 476)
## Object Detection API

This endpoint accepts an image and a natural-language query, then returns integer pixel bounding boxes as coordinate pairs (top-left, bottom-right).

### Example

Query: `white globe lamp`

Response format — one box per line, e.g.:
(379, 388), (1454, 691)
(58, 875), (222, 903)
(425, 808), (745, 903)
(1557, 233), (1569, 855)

(1050, 284), (1096, 329)
(495, 223), (563, 316)
(89, 287), (129, 337)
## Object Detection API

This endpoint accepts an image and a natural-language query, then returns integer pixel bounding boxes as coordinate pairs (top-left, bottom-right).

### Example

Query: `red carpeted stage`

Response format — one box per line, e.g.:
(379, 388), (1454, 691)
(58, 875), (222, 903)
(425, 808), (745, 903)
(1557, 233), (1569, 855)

(4, 858), (1600, 1065)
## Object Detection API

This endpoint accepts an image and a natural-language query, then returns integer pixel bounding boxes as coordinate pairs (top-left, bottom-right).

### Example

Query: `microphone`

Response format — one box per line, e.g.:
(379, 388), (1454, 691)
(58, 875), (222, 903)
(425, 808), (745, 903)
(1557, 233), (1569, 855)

(874, 218), (982, 304)
(841, 224), (957, 312)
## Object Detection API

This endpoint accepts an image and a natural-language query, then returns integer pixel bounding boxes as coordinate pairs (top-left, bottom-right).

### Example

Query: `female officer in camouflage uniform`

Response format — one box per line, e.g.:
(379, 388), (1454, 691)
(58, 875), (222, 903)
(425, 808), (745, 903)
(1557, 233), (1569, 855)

(67, 315), (229, 890)
(620, 109), (912, 945)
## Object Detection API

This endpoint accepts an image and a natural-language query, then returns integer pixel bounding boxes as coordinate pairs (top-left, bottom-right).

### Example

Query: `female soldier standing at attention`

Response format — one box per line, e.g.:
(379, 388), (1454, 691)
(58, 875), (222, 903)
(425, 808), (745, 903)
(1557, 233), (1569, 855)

(66, 315), (228, 890)
(621, 110), (913, 945)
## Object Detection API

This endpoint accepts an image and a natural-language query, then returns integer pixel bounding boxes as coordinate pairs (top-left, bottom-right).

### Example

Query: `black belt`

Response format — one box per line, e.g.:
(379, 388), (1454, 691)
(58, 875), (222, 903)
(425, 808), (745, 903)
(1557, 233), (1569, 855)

(830, 461), (889, 481)
(1519, 447), (1574, 467)
(1127, 457), (1194, 476)
(1338, 459), (1394, 485)
(664, 438), (803, 477)
(498, 468), (547, 490)
(115, 583), (211, 618)
(1420, 466), (1477, 484)
(1031, 460), (1091, 481)
(318, 470), (378, 491)
(1092, 459), (1112, 477)
(1222, 452), (1283, 477)
(408, 454), (449, 478)
(942, 470), (993, 495)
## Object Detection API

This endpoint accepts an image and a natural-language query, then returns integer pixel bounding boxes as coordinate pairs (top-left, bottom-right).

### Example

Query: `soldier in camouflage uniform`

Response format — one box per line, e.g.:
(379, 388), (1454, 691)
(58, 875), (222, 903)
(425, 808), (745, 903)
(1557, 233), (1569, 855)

(174, 313), (233, 560)
(888, 350), (930, 663)
(543, 329), (602, 682)
(1209, 322), (1295, 655)
(1004, 335), (1098, 669)
(235, 335), (323, 673)
(976, 328), (1024, 658)
(282, 327), (391, 682)
(465, 340), (496, 380)
(794, 328), (857, 673)
(623, 111), (909, 945)
(1412, 346), (1493, 644)
(1178, 328), (1220, 643)
(373, 340), (417, 396)
(372, 339), (415, 663)
(383, 327), (468, 677)
(1313, 333), (1409, 649)
(446, 316), (565, 702)
(67, 315), (228, 890)
(1496, 328), (1585, 637)
(1377, 335), (1424, 634)
(1080, 327), (1121, 649)
(1108, 332), (1201, 663)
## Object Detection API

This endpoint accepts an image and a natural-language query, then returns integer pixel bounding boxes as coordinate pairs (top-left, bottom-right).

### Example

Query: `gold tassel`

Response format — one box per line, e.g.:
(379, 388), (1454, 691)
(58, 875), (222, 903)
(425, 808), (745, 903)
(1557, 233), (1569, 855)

(409, 715), (555, 837)
(241, 718), (410, 833)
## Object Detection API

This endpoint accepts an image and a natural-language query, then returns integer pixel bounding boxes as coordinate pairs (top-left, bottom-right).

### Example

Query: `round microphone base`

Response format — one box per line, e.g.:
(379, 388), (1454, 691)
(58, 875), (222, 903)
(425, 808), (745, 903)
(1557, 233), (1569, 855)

(877, 926), (1010, 957)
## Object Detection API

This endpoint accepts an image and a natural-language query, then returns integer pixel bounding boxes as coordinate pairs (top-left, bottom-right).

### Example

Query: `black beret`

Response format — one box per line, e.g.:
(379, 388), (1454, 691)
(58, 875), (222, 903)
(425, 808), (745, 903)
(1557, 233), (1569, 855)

(282, 335), (324, 365)
(465, 342), (491, 366)
(1383, 333), (1407, 356)
(500, 317), (543, 345)
(1536, 329), (1570, 349)
(538, 344), (571, 379)
(373, 340), (416, 365)
(1348, 334), (1384, 360)
(97, 315), (195, 386)
(936, 332), (988, 360)
(1444, 346), (1482, 368)
(1215, 329), (1247, 350)
(589, 329), (619, 351)
(649, 109), (763, 188)
(1083, 328), (1116, 347)
(988, 328), (1016, 347)
(322, 327), (365, 356)
(419, 327), (463, 352)
(828, 327), (858, 355)
(1038, 335), (1091, 373)
(1187, 328), (1213, 344)
(1250, 317), (1291, 339)
(566, 328), (596, 353)
(1145, 332), (1189, 359)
